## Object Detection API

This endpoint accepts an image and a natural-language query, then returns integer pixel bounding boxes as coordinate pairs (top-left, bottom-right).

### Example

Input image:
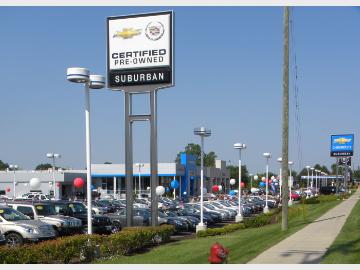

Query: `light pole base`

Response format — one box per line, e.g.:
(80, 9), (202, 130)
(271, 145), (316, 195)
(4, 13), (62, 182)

(288, 200), (293, 206)
(235, 214), (243, 223)
(263, 206), (270, 214)
(196, 223), (207, 233)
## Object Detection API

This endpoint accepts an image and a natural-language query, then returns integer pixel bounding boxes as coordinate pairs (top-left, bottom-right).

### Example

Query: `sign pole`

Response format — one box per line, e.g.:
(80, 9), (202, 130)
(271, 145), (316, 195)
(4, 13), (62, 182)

(150, 90), (159, 226)
(125, 92), (134, 227)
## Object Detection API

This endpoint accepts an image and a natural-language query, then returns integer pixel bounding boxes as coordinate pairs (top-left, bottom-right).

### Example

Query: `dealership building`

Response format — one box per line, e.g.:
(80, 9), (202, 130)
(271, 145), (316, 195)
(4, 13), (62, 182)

(0, 154), (230, 199)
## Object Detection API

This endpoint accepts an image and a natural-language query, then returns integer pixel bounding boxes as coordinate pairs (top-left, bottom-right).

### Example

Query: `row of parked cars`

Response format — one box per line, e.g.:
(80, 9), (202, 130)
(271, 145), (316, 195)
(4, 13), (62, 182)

(0, 192), (280, 247)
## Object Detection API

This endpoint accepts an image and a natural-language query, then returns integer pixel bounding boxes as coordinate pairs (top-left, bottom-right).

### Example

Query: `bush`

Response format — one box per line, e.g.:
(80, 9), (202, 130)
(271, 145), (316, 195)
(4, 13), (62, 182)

(196, 223), (245, 237)
(0, 225), (175, 264)
(301, 197), (320, 204)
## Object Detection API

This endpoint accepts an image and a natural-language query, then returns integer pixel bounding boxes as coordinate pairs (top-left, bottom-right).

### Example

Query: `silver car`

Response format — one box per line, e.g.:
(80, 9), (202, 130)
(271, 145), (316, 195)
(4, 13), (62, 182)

(8, 202), (82, 236)
(0, 206), (56, 247)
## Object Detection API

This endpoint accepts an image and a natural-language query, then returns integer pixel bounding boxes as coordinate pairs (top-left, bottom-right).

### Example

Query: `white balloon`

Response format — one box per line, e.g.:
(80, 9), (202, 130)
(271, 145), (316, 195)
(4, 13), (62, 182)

(30, 178), (41, 189)
(183, 192), (187, 195)
(218, 185), (223, 191)
(254, 175), (259, 180)
(146, 186), (150, 190)
(155, 186), (165, 196)
(261, 177), (266, 181)
(271, 176), (275, 180)
(230, 179), (236, 185)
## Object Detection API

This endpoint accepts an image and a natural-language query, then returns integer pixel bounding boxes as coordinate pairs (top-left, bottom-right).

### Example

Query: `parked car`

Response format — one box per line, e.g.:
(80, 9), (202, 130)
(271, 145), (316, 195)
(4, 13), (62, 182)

(320, 186), (336, 195)
(8, 201), (82, 236)
(105, 208), (150, 231)
(0, 232), (6, 246)
(177, 208), (215, 225)
(158, 210), (189, 232)
(0, 206), (56, 247)
(92, 201), (110, 214)
(49, 201), (113, 235)
(291, 192), (301, 201)
(164, 210), (199, 231)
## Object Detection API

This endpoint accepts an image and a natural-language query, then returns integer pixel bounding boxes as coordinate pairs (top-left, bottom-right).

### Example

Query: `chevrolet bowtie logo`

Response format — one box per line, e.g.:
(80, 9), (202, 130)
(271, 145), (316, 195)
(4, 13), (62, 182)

(334, 137), (351, 144)
(113, 28), (142, 39)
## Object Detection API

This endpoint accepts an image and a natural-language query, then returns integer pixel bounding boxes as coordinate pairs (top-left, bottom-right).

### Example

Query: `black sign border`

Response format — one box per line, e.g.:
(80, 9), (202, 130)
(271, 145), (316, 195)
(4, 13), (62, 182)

(107, 11), (173, 90)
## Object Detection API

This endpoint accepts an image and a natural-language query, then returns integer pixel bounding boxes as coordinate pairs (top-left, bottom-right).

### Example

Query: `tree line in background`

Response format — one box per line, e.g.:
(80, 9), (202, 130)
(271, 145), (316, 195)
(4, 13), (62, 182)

(1, 149), (359, 183)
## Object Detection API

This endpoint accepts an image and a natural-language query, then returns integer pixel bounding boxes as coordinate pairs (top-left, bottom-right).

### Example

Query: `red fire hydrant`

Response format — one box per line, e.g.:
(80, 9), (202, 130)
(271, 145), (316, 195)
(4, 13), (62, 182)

(208, 242), (229, 264)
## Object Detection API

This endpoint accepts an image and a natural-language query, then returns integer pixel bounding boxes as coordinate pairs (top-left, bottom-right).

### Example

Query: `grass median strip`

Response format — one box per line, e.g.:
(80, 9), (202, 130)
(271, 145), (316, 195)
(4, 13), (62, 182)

(97, 200), (340, 264)
(321, 197), (360, 264)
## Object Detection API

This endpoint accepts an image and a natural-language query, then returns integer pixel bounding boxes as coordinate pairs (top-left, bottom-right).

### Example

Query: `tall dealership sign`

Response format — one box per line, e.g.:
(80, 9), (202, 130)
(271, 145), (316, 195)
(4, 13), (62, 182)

(330, 134), (354, 194)
(330, 134), (354, 157)
(107, 11), (174, 227)
(107, 11), (173, 89)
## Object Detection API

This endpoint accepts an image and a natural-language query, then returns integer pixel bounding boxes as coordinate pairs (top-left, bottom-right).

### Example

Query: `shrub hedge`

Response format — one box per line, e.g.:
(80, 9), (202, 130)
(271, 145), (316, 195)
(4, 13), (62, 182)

(0, 225), (174, 264)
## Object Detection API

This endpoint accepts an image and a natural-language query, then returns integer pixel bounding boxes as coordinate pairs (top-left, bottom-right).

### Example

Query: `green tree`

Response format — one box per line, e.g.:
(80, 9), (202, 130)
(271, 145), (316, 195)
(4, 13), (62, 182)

(35, 163), (54, 170)
(0, 160), (9, 171)
(175, 143), (217, 167)
(104, 161), (112, 164)
(227, 165), (249, 184)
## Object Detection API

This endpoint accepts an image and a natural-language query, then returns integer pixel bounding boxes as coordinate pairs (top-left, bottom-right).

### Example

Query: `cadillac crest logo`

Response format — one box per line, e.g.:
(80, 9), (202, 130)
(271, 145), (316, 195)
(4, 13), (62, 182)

(145, 21), (165, 41)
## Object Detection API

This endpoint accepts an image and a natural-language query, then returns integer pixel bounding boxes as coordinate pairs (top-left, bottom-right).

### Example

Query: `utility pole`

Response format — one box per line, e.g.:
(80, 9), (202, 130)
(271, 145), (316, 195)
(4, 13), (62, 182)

(281, 6), (290, 231)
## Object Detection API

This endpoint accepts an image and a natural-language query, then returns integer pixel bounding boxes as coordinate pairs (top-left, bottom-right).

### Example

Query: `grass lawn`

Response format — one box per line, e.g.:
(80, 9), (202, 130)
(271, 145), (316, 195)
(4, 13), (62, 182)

(321, 198), (360, 264)
(97, 200), (340, 264)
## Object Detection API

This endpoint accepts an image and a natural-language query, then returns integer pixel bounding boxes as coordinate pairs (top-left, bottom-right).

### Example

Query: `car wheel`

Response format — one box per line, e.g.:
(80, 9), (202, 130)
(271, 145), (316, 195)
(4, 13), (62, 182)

(5, 233), (23, 247)
(112, 222), (121, 233)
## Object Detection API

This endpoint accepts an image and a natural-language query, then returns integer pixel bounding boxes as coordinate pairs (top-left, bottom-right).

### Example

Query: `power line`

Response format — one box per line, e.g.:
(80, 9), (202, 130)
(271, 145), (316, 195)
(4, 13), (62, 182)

(290, 8), (304, 172)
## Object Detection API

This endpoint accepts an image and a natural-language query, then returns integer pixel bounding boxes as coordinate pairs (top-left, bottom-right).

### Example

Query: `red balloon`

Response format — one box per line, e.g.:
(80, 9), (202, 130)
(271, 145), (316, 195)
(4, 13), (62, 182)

(212, 185), (219, 193)
(269, 180), (273, 184)
(56, 182), (61, 187)
(6, 188), (10, 193)
(262, 179), (266, 182)
(73, 177), (85, 189)
(240, 182), (245, 188)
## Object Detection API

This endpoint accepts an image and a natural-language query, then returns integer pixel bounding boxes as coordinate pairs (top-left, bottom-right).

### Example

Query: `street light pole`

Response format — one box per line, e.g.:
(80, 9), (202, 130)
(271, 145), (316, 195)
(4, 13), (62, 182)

(136, 163), (144, 196)
(306, 165), (310, 198)
(263, 153), (272, 213)
(310, 167), (314, 196)
(67, 68), (105, 235)
(288, 161), (294, 206)
(277, 158), (282, 203)
(9, 165), (18, 199)
(234, 143), (246, 222)
(194, 127), (211, 233)
(249, 174), (253, 190)
(46, 153), (61, 199)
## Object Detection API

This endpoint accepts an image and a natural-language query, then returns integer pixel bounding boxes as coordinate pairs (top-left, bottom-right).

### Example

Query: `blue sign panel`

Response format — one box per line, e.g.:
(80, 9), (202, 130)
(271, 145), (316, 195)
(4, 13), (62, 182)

(330, 134), (354, 157)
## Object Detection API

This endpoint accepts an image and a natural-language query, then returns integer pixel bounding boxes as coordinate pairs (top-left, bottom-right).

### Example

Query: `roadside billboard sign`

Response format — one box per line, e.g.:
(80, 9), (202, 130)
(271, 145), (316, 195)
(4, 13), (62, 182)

(107, 11), (173, 90)
(330, 134), (354, 157)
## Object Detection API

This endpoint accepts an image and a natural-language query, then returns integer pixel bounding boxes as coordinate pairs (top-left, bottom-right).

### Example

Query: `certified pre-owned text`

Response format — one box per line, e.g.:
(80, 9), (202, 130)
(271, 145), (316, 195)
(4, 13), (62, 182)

(112, 49), (166, 66)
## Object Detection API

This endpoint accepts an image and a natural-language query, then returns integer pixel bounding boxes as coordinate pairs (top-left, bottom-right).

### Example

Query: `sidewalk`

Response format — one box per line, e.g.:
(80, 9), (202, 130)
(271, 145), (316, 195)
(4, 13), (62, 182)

(248, 189), (360, 264)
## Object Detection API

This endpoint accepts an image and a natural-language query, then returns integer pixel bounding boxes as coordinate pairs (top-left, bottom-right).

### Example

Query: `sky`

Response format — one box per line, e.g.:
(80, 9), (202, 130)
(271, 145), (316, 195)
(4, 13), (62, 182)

(0, 6), (359, 174)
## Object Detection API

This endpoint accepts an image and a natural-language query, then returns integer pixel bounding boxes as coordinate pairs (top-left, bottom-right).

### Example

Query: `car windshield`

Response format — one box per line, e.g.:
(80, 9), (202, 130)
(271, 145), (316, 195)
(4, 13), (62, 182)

(166, 211), (177, 217)
(35, 204), (57, 216)
(99, 200), (111, 206)
(0, 208), (29, 221)
(212, 202), (223, 208)
(220, 201), (231, 207)
(69, 203), (87, 213)
(204, 204), (216, 210)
